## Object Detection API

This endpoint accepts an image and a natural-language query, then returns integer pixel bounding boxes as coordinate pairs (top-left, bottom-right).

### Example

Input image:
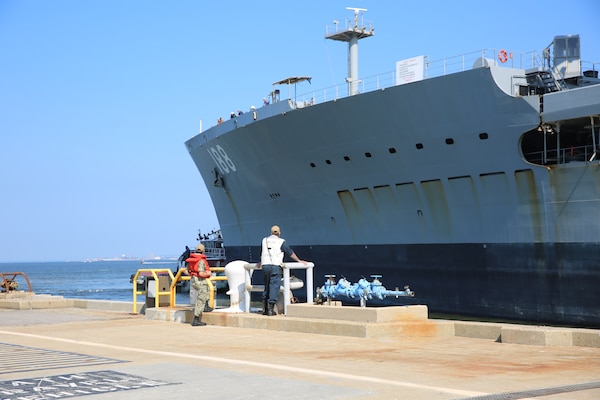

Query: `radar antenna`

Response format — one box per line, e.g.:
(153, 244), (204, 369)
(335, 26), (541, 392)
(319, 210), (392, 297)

(346, 7), (367, 27)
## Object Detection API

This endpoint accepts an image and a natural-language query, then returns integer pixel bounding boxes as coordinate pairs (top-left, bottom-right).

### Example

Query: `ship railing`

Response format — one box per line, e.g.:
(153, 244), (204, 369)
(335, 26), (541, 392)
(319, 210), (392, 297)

(524, 144), (597, 165)
(581, 60), (599, 78)
(204, 247), (225, 259)
(292, 49), (598, 107)
(325, 17), (375, 37)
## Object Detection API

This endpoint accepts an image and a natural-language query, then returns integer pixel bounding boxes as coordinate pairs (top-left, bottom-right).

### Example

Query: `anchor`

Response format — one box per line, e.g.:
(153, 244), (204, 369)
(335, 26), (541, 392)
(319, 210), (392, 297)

(315, 274), (414, 307)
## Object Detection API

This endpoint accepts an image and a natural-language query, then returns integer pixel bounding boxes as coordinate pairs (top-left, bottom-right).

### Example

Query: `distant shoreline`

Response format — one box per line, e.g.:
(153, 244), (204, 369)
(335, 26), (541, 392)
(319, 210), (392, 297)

(0, 258), (179, 264)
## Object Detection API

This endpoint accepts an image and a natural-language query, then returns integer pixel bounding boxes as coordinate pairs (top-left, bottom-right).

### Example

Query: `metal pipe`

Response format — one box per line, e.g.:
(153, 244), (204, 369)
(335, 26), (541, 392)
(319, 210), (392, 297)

(543, 125), (548, 164)
(316, 276), (414, 307)
(348, 36), (359, 95)
(591, 115), (597, 154)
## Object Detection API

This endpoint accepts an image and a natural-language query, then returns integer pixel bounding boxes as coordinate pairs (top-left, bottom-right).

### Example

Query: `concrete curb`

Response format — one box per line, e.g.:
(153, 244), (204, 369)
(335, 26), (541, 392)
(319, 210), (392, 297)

(2, 294), (599, 348)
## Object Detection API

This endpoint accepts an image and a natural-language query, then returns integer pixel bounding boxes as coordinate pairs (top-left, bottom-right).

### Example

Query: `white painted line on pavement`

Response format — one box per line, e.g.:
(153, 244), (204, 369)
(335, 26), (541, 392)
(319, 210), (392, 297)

(0, 330), (487, 397)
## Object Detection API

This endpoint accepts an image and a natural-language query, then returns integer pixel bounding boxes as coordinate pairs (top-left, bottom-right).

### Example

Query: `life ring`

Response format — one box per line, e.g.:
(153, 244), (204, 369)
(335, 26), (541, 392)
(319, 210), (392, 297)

(498, 49), (508, 63)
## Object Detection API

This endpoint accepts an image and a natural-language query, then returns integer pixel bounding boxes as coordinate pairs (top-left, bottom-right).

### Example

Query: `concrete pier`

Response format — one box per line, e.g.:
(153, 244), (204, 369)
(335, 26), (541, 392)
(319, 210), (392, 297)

(1, 294), (600, 399)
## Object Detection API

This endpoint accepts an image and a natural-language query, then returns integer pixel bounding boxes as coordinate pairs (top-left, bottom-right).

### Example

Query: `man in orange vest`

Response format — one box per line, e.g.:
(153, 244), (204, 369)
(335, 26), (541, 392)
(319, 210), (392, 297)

(185, 243), (211, 326)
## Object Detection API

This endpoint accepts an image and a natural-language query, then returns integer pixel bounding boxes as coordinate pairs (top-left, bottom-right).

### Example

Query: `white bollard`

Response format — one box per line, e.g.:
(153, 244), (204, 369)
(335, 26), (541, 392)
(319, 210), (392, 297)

(213, 260), (250, 313)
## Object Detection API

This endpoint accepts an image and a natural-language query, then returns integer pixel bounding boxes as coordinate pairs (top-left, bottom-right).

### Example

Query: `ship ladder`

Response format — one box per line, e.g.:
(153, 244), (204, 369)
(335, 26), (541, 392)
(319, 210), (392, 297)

(540, 71), (561, 92)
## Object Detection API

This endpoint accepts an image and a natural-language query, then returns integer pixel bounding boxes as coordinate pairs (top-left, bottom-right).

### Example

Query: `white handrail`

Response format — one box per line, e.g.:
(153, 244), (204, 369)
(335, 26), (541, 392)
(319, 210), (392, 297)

(244, 262), (315, 315)
(291, 51), (599, 107)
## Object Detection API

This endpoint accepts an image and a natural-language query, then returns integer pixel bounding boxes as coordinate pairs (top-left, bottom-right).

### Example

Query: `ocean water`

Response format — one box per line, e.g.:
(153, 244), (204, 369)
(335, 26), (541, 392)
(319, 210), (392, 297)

(0, 260), (192, 304)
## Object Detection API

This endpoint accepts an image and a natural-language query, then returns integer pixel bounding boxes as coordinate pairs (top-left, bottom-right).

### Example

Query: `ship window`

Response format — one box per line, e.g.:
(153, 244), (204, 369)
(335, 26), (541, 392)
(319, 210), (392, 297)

(365, 152), (372, 158)
(326, 159), (332, 165)
(388, 147), (397, 154)
(445, 138), (454, 145)
(416, 143), (424, 149)
(479, 132), (489, 140)
(567, 37), (580, 57)
(343, 156), (350, 161)
(480, 172), (504, 177)
(310, 162), (316, 168)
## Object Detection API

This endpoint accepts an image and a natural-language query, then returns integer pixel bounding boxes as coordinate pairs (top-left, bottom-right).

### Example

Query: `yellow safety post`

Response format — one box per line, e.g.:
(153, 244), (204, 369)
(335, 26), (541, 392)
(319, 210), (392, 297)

(169, 269), (190, 307)
(169, 267), (228, 309)
(206, 279), (215, 308)
(132, 268), (174, 314)
(129, 266), (231, 311)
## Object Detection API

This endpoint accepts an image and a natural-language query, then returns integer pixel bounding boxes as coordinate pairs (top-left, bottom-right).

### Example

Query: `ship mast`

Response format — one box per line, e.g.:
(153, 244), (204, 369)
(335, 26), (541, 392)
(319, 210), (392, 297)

(325, 7), (374, 96)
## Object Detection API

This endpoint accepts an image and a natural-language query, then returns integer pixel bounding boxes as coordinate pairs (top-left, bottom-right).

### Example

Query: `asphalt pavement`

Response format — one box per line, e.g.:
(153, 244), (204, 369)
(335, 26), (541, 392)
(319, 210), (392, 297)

(1, 305), (600, 400)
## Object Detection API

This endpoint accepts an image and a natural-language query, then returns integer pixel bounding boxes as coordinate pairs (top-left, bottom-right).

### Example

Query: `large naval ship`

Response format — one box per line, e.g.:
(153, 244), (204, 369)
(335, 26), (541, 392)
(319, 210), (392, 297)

(186, 9), (600, 327)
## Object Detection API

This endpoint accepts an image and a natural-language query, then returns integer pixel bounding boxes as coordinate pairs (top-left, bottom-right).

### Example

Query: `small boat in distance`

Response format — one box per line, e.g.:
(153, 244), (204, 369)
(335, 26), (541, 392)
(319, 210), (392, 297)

(199, 229), (226, 268)
(130, 229), (227, 293)
(177, 229), (227, 292)
(177, 229), (226, 270)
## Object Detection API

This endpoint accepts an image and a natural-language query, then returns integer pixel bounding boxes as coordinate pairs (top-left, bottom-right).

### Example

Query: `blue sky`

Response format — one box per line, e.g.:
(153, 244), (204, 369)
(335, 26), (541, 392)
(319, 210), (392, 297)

(1, 1), (599, 262)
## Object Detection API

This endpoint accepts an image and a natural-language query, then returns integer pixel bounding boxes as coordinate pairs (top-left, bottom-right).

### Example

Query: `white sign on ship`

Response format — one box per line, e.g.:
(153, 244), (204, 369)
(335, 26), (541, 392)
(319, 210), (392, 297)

(396, 55), (425, 85)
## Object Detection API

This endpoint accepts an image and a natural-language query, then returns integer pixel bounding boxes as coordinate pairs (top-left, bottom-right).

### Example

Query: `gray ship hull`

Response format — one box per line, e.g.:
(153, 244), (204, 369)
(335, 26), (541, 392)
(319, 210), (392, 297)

(186, 59), (600, 327)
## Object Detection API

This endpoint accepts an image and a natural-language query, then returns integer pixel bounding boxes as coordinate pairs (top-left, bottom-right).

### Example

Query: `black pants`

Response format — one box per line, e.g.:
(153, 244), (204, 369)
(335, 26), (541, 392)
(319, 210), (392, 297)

(262, 264), (282, 304)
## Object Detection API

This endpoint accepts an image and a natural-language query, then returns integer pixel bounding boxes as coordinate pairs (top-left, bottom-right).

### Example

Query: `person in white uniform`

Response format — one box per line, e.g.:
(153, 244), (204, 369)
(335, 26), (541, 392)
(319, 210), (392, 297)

(256, 225), (307, 316)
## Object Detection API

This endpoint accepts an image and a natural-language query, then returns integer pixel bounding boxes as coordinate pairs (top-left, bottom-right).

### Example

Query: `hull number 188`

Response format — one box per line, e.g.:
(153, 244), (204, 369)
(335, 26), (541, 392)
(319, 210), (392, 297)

(207, 145), (237, 174)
